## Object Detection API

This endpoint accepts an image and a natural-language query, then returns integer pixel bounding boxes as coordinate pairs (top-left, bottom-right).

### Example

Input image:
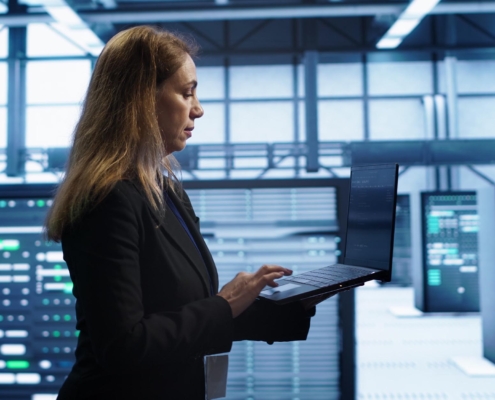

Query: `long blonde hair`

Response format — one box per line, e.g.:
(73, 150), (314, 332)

(45, 26), (198, 241)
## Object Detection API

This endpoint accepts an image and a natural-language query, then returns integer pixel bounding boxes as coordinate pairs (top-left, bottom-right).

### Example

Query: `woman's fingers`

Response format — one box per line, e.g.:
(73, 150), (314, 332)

(255, 265), (291, 279)
(254, 264), (283, 276)
(254, 265), (292, 289)
(217, 265), (292, 318)
(263, 271), (285, 287)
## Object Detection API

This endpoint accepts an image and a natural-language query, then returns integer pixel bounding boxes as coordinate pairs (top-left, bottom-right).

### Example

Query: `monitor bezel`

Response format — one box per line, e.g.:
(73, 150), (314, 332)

(0, 184), (58, 199)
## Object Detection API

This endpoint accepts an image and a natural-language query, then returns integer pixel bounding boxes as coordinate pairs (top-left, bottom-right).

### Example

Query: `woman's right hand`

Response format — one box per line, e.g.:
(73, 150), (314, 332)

(217, 265), (292, 318)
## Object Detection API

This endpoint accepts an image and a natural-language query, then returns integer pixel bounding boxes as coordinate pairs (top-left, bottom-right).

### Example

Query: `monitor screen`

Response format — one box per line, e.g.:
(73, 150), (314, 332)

(421, 192), (480, 312)
(0, 185), (76, 399)
(344, 165), (398, 271)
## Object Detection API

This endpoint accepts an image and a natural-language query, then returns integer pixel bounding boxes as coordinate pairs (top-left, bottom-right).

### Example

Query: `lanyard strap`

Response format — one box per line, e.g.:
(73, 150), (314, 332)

(165, 194), (214, 296)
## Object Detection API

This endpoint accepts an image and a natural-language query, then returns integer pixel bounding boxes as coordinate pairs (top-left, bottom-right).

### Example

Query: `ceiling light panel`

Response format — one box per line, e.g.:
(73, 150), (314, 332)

(376, 37), (403, 49)
(376, 0), (442, 50)
(45, 5), (84, 26)
(387, 18), (421, 37)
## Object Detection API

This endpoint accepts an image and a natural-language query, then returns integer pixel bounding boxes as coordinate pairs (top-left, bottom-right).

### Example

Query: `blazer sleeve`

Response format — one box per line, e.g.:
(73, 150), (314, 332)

(63, 184), (234, 373)
(232, 299), (314, 343)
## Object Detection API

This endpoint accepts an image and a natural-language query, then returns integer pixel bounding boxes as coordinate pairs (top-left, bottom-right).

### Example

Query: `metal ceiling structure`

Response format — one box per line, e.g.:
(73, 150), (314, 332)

(0, 1), (493, 64)
(1, 0), (495, 57)
(2, 0), (495, 184)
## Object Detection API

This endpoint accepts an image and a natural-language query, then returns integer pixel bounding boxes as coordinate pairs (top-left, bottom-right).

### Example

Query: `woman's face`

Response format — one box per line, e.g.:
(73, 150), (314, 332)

(156, 54), (204, 154)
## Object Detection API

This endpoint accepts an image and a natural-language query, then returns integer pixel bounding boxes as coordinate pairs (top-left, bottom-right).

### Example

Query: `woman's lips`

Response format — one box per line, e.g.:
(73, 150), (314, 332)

(184, 127), (193, 138)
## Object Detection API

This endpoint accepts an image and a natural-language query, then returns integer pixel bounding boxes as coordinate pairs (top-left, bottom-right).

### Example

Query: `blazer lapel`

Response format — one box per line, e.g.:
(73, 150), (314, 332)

(167, 188), (220, 293)
(130, 182), (212, 296)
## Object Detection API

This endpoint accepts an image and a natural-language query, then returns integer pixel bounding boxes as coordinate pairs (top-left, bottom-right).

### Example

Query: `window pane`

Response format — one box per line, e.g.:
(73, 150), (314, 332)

(0, 27), (7, 58)
(457, 60), (495, 94)
(298, 100), (305, 141)
(197, 67), (224, 100)
(369, 99), (426, 140)
(27, 24), (86, 57)
(318, 63), (363, 97)
(318, 100), (363, 141)
(26, 105), (81, 148)
(368, 61), (433, 96)
(0, 62), (7, 105)
(193, 103), (225, 144)
(438, 60), (495, 95)
(458, 97), (495, 138)
(0, 106), (6, 148)
(230, 65), (293, 99)
(27, 60), (91, 105)
(230, 102), (294, 143)
(298, 64), (304, 98)
(198, 158), (226, 170)
(397, 167), (433, 192)
(460, 166), (495, 190)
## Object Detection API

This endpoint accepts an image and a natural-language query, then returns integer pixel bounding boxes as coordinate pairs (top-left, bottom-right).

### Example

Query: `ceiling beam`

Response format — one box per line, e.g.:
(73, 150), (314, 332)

(1, 2), (495, 27)
(83, 4), (404, 23)
(0, 13), (52, 26)
(433, 2), (495, 14)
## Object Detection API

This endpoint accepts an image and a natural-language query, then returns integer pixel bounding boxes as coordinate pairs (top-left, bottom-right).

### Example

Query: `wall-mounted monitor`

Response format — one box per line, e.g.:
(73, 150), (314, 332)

(0, 184), (77, 399)
(416, 191), (480, 312)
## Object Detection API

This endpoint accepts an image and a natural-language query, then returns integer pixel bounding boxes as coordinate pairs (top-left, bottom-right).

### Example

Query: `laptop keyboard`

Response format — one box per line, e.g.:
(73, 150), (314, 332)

(279, 264), (372, 288)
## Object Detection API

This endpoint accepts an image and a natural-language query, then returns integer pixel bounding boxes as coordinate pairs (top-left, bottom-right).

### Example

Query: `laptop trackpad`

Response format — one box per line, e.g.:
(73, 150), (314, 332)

(261, 283), (300, 296)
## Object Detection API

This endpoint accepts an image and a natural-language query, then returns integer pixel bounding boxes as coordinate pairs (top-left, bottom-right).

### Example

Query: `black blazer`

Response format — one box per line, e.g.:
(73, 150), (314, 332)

(57, 180), (312, 399)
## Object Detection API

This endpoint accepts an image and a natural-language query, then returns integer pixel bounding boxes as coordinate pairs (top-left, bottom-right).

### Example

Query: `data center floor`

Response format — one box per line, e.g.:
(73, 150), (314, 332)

(357, 286), (495, 400)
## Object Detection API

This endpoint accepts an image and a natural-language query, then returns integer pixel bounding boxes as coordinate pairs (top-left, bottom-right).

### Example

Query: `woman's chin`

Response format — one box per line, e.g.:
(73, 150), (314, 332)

(176, 143), (187, 152)
(167, 142), (187, 155)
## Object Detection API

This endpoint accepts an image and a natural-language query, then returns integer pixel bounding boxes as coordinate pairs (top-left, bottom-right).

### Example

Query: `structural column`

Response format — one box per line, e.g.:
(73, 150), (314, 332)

(302, 18), (319, 173)
(6, 24), (27, 177)
(443, 14), (459, 189)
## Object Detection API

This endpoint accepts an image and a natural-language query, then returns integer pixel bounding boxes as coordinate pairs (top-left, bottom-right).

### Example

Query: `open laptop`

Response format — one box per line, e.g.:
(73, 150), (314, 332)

(258, 163), (399, 305)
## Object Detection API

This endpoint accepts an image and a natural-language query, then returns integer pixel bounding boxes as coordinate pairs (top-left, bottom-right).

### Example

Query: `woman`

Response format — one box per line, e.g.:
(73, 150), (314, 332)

(46, 26), (317, 399)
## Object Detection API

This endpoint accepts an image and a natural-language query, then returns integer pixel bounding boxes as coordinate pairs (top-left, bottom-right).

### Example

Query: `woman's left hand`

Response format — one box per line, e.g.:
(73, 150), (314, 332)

(300, 283), (364, 310)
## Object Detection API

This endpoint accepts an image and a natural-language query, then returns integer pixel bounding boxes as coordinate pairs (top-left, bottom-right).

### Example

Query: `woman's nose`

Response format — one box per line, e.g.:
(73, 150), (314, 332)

(192, 99), (204, 119)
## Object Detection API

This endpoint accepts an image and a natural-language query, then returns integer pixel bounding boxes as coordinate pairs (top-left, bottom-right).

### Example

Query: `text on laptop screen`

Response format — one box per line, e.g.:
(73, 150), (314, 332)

(344, 165), (397, 270)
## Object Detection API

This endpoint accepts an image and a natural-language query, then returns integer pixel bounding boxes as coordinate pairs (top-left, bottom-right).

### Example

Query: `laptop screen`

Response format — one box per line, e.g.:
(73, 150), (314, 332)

(344, 164), (398, 271)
